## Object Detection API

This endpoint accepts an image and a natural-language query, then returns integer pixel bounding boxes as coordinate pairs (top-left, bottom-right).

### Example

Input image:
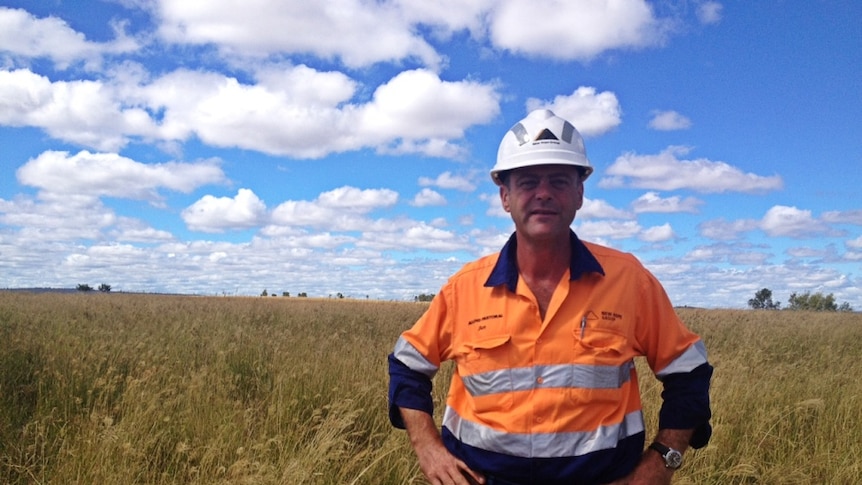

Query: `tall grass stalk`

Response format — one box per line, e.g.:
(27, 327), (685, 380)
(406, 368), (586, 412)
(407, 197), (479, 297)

(1, 293), (860, 484)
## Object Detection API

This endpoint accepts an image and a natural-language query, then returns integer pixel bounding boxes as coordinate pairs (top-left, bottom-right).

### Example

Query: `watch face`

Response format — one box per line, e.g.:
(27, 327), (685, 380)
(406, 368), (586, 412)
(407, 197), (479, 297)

(666, 450), (683, 469)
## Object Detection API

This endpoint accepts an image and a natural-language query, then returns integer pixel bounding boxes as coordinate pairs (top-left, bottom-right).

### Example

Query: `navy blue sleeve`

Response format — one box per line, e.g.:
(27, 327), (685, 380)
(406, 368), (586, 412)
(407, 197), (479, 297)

(658, 362), (714, 448)
(387, 353), (435, 428)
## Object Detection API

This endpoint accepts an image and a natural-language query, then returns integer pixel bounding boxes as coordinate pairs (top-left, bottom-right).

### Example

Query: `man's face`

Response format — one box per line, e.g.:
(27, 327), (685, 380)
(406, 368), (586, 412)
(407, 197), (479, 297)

(499, 164), (584, 242)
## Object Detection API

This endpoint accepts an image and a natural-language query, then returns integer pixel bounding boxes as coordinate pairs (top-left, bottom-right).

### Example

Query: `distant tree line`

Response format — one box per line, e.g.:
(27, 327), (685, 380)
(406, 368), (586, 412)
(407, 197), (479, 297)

(76, 283), (111, 293)
(748, 288), (853, 312)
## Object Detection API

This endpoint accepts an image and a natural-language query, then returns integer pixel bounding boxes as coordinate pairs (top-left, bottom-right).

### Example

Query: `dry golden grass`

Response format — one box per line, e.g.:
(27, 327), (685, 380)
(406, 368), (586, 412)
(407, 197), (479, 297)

(1, 293), (860, 484)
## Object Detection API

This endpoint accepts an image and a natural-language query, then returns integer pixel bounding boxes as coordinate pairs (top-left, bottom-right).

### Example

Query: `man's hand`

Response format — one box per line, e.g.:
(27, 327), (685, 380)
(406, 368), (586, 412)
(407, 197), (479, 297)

(606, 428), (693, 485)
(604, 450), (672, 485)
(400, 407), (485, 485)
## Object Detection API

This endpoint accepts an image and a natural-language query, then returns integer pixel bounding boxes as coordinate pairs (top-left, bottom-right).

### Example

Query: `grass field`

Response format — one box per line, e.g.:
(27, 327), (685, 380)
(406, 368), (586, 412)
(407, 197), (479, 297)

(1, 292), (861, 484)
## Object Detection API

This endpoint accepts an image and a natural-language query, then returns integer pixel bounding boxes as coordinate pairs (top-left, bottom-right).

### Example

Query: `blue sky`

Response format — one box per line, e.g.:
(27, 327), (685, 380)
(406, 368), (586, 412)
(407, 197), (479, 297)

(1, 0), (860, 308)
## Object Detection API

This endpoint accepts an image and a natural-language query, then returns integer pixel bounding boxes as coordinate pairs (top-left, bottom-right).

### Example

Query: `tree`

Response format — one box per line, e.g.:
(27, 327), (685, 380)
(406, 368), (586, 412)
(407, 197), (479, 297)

(787, 291), (837, 311)
(748, 288), (780, 310)
(76, 284), (93, 292)
(98, 283), (111, 293)
(260, 289), (268, 297)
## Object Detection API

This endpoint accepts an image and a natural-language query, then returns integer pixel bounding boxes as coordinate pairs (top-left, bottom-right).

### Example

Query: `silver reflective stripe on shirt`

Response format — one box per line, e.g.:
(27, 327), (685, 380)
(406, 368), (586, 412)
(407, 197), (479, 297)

(462, 360), (634, 397)
(394, 336), (439, 377)
(656, 340), (708, 378)
(442, 406), (645, 458)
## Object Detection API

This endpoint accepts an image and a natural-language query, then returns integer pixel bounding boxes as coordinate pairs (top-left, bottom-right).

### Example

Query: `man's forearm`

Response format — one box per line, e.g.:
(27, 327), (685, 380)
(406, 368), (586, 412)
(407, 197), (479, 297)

(400, 407), (443, 452)
(653, 428), (694, 454)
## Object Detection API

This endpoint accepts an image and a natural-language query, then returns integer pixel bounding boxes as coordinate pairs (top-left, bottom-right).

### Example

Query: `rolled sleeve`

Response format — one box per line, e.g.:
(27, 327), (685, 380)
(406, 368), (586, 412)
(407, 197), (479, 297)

(387, 353), (436, 428)
(658, 362), (714, 448)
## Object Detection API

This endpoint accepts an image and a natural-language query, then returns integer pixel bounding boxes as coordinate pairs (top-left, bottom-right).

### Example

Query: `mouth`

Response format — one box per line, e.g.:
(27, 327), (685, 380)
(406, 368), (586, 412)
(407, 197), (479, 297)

(529, 208), (558, 217)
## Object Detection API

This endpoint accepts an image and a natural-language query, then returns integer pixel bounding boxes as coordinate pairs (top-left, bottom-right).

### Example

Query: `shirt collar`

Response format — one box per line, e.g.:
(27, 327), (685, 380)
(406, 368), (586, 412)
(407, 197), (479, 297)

(485, 230), (605, 292)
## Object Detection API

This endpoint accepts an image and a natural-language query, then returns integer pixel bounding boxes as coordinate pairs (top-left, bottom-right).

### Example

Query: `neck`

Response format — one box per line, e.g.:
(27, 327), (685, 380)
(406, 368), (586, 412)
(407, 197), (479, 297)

(515, 232), (571, 280)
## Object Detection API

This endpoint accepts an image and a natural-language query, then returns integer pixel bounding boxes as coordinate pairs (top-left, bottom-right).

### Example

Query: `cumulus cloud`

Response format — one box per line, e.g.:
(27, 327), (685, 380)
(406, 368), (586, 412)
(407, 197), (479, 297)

(0, 66), (500, 158)
(575, 220), (642, 240)
(411, 188), (447, 207)
(182, 189), (268, 233)
(760, 205), (832, 238)
(418, 171), (477, 192)
(526, 87), (622, 137)
(150, 0), (679, 68)
(16, 150), (226, 201)
(0, 7), (139, 70)
(579, 197), (633, 220)
(648, 110), (692, 131)
(270, 186), (399, 231)
(489, 0), (672, 61)
(632, 191), (702, 214)
(0, 69), (159, 151)
(154, 0), (443, 69)
(640, 223), (676, 242)
(698, 218), (759, 241)
(599, 146), (784, 193)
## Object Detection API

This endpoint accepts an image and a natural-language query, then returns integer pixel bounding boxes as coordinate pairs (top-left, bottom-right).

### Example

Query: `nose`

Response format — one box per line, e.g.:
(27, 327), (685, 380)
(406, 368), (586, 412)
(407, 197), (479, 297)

(534, 178), (554, 200)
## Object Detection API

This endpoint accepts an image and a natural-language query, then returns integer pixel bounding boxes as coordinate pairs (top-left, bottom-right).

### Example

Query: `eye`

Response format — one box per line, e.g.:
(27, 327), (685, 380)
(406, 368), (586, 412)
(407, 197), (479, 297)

(518, 178), (539, 190)
(550, 177), (571, 189)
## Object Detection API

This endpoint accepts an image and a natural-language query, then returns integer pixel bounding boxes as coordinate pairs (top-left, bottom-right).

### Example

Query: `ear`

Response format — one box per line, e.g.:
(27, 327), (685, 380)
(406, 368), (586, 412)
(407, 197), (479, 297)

(499, 185), (511, 213)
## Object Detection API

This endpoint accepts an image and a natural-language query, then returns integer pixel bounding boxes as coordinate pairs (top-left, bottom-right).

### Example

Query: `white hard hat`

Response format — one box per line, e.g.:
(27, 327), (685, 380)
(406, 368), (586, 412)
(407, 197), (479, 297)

(490, 109), (593, 185)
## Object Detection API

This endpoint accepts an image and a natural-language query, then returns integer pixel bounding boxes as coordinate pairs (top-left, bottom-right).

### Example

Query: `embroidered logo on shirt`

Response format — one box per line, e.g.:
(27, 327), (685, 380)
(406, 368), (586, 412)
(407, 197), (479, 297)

(468, 314), (502, 326)
(601, 311), (623, 322)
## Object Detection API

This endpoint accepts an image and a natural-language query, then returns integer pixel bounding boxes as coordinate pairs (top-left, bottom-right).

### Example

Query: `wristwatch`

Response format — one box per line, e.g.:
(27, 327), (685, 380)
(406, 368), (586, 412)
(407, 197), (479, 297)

(648, 441), (683, 469)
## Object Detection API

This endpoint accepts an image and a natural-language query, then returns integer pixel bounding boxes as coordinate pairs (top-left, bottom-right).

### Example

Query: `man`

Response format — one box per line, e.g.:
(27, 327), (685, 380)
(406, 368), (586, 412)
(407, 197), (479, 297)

(388, 109), (713, 485)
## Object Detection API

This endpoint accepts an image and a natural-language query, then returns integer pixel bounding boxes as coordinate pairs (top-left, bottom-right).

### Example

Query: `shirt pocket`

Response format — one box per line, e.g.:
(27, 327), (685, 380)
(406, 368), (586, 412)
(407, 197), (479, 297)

(573, 319), (627, 364)
(569, 321), (632, 407)
(454, 335), (513, 412)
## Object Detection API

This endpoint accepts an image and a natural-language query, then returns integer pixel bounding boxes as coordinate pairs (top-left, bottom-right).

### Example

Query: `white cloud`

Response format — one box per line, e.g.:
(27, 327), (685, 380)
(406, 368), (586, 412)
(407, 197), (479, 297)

(697, 2), (724, 25)
(526, 86), (622, 137)
(418, 171), (477, 192)
(16, 150), (226, 201)
(357, 223), (470, 252)
(0, 69), (158, 151)
(270, 186), (399, 231)
(151, 0), (679, 68)
(640, 223), (675, 242)
(822, 209), (862, 225)
(579, 197), (633, 220)
(181, 189), (268, 233)
(847, 235), (862, 250)
(154, 0), (443, 69)
(0, 7), (139, 70)
(632, 191), (702, 214)
(760, 205), (831, 238)
(599, 146), (784, 193)
(489, 0), (672, 61)
(698, 218), (759, 241)
(0, 66), (501, 159)
(575, 220), (642, 240)
(411, 188), (447, 207)
(317, 186), (399, 211)
(648, 110), (692, 131)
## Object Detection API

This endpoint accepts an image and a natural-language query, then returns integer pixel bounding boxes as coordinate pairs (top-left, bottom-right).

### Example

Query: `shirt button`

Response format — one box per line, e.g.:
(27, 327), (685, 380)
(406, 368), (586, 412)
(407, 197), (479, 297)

(536, 377), (544, 384)
(535, 416), (544, 423)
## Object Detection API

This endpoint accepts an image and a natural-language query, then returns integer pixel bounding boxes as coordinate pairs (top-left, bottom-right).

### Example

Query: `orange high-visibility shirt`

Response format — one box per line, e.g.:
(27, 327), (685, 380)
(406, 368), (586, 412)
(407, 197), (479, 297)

(390, 231), (711, 481)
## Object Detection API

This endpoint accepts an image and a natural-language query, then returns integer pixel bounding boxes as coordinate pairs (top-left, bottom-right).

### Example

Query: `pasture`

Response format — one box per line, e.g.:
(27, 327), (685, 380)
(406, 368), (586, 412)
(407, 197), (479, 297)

(1, 292), (860, 484)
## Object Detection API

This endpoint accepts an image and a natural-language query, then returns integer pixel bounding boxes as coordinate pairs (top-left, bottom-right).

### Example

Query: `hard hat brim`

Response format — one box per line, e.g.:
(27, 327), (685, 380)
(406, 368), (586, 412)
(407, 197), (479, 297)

(490, 159), (593, 185)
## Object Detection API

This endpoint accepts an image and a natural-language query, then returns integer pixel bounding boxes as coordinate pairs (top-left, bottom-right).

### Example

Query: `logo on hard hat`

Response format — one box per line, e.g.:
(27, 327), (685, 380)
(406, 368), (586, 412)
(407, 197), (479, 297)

(509, 121), (576, 146)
